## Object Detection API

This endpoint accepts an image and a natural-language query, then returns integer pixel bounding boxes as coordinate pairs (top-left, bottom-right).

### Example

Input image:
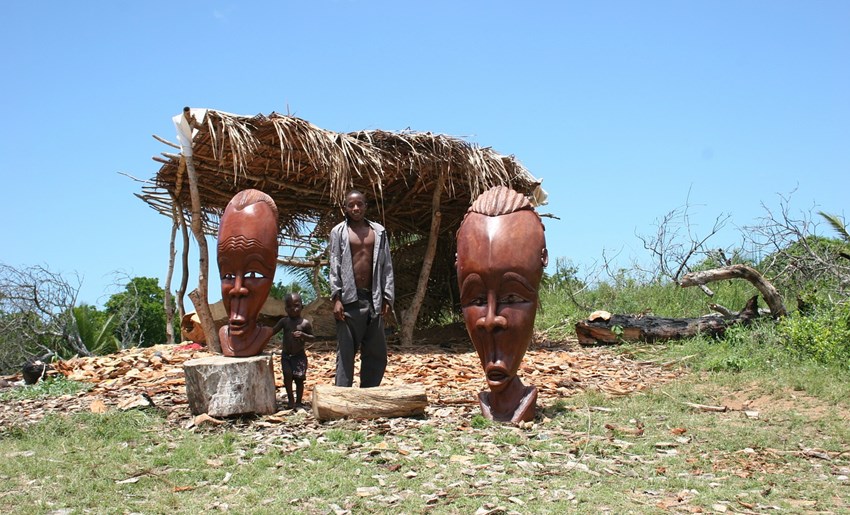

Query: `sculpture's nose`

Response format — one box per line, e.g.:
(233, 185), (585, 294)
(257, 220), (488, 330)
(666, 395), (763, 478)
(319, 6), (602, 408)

(228, 275), (248, 297)
(475, 295), (507, 332)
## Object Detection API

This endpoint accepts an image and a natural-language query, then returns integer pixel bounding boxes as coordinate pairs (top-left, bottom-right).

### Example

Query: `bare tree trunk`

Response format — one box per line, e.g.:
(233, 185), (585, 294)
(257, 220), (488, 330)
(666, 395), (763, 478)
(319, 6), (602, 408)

(400, 169), (445, 346)
(184, 155), (221, 353)
(680, 264), (786, 318)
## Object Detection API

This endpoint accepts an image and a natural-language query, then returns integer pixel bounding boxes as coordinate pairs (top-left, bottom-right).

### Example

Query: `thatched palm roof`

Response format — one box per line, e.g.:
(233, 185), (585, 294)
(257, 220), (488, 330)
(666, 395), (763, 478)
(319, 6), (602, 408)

(138, 109), (544, 323)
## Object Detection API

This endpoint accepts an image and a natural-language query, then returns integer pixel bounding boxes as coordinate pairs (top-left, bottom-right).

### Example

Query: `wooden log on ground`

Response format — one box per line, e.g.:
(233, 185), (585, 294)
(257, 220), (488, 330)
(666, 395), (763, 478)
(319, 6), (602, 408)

(183, 354), (276, 417)
(575, 296), (761, 345)
(312, 384), (428, 421)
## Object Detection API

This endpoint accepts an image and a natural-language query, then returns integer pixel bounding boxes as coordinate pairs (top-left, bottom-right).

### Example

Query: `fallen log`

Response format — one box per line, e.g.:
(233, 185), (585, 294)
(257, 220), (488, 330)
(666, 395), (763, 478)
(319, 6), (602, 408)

(312, 384), (428, 421)
(575, 296), (760, 345)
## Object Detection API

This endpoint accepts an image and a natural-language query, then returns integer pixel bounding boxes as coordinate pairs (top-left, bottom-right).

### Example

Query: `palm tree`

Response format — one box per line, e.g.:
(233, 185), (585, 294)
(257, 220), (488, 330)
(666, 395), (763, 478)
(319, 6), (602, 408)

(819, 211), (849, 242)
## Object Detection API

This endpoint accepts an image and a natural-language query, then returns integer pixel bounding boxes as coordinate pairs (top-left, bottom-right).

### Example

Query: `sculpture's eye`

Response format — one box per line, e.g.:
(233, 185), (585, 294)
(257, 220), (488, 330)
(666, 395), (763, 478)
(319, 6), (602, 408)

(467, 296), (488, 307)
(222, 273), (236, 280)
(499, 294), (527, 305)
(245, 271), (266, 279)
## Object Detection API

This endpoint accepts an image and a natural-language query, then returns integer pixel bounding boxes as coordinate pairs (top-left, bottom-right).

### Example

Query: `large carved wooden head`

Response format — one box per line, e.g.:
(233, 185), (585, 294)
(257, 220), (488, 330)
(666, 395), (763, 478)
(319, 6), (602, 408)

(456, 186), (548, 394)
(217, 189), (279, 356)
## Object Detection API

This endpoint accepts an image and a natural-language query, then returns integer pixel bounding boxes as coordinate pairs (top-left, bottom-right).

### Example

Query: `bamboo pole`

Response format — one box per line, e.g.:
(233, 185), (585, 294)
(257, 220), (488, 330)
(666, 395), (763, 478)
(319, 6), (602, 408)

(184, 154), (221, 353)
(399, 168), (446, 346)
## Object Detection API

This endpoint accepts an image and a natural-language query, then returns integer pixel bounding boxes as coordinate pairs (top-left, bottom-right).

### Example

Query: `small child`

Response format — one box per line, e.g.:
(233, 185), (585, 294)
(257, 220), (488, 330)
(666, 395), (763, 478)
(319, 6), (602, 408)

(272, 292), (314, 409)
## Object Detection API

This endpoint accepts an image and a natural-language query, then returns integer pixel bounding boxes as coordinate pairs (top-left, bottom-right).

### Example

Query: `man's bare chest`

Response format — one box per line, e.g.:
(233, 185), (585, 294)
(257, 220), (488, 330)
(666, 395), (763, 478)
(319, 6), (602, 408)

(348, 226), (375, 251)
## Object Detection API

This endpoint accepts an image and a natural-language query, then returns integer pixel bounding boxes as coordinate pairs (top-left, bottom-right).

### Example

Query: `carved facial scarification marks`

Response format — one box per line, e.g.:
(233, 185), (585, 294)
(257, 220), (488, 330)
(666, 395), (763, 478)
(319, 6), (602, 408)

(218, 235), (269, 253)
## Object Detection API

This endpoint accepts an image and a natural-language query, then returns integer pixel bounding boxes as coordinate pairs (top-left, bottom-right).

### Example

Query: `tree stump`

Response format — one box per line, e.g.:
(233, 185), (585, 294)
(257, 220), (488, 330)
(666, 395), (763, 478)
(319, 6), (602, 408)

(312, 384), (428, 421)
(183, 354), (276, 417)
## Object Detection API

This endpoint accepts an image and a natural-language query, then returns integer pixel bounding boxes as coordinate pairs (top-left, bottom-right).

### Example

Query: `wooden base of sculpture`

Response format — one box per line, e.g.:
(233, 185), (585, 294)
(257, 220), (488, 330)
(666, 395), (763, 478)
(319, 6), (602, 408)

(312, 384), (428, 421)
(183, 354), (276, 417)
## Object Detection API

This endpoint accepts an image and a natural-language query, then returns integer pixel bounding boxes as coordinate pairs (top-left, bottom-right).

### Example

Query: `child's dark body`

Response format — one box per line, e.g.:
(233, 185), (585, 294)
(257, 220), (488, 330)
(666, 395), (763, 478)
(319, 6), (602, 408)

(272, 293), (314, 409)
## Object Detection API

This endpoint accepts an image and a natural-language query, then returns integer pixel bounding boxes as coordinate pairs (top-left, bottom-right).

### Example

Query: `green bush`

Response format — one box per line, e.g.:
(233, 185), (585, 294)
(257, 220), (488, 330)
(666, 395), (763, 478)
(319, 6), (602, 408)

(778, 301), (850, 368)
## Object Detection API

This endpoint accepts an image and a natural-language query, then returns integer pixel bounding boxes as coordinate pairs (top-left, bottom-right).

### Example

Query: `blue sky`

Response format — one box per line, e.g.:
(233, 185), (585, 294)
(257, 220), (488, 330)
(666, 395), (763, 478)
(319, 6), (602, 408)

(2, 1), (848, 308)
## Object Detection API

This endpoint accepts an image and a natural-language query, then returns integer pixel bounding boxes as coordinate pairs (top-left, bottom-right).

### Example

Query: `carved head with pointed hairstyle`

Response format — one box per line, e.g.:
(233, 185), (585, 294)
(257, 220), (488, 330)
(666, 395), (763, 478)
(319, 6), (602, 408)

(456, 185), (548, 423)
(217, 189), (279, 357)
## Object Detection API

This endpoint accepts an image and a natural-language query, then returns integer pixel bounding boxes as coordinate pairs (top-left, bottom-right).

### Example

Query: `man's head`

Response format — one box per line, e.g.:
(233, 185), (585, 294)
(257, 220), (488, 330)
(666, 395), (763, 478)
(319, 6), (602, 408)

(285, 292), (304, 319)
(455, 186), (548, 393)
(343, 190), (367, 223)
(217, 189), (279, 349)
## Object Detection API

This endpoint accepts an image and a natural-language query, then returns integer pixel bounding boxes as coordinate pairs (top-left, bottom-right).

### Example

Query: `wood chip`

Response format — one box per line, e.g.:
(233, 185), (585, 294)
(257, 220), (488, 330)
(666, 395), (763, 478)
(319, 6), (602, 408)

(2, 337), (684, 430)
(89, 399), (108, 413)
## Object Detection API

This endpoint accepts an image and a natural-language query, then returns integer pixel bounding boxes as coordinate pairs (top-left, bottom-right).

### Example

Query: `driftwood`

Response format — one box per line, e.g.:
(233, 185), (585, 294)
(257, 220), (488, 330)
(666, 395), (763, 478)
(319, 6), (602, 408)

(680, 264), (786, 318)
(575, 296), (761, 345)
(311, 384), (428, 421)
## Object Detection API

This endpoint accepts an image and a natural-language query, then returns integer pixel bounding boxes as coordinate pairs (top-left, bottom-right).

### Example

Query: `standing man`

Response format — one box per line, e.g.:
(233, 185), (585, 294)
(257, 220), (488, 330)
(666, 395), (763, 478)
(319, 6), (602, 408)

(329, 190), (395, 387)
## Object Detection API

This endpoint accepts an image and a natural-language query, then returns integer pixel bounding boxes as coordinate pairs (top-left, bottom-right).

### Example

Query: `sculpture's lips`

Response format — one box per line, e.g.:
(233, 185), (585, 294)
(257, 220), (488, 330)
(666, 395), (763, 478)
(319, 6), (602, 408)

(228, 297), (247, 335)
(228, 320), (247, 336)
(228, 308), (247, 335)
(485, 366), (510, 386)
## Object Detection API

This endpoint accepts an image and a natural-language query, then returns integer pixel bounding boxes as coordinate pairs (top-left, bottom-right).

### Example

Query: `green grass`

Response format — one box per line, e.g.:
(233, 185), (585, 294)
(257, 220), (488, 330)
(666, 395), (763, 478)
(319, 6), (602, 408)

(2, 278), (848, 513)
(0, 375), (91, 402)
(2, 342), (848, 514)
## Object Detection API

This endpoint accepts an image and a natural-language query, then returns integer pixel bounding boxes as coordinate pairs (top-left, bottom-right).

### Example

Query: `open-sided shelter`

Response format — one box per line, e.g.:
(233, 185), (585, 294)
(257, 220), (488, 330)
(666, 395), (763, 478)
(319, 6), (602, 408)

(138, 108), (546, 346)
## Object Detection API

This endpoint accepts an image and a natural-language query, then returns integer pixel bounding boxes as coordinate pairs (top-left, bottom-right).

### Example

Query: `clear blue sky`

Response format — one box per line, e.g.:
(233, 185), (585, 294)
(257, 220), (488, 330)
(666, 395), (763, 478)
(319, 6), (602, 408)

(2, 1), (848, 308)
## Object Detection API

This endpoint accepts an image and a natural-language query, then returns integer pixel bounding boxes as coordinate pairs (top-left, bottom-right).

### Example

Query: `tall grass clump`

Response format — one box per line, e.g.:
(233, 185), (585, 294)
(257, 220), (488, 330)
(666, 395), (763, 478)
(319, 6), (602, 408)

(777, 300), (850, 369)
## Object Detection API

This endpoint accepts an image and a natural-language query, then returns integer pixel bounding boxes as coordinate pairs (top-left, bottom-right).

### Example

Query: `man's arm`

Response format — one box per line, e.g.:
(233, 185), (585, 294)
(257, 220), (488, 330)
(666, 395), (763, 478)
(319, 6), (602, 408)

(328, 225), (344, 301)
(328, 225), (346, 320)
(380, 232), (395, 309)
(380, 229), (395, 317)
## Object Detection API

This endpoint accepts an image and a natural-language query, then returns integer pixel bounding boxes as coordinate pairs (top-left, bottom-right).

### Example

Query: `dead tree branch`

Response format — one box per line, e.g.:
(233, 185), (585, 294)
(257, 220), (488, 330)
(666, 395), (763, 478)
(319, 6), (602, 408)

(680, 264), (786, 318)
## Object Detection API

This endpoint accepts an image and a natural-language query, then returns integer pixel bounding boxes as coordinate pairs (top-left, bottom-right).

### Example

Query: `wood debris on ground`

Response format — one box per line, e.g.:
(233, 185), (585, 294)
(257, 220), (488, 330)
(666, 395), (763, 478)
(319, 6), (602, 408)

(0, 337), (683, 429)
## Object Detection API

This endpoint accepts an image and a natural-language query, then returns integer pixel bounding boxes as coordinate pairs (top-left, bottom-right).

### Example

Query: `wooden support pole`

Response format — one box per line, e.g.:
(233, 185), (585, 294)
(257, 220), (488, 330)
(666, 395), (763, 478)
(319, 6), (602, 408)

(177, 204), (190, 320)
(163, 208), (178, 345)
(399, 169), (446, 346)
(174, 157), (190, 320)
(184, 154), (221, 353)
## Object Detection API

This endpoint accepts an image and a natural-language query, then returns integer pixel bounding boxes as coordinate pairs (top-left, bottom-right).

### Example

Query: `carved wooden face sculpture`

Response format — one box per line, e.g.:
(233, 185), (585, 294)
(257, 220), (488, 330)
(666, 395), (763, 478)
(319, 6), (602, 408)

(456, 186), (547, 422)
(217, 189), (278, 356)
